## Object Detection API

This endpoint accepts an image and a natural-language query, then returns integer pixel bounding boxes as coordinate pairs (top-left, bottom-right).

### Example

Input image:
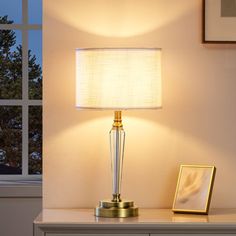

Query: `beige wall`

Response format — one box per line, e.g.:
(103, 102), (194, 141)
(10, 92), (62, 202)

(43, 0), (236, 209)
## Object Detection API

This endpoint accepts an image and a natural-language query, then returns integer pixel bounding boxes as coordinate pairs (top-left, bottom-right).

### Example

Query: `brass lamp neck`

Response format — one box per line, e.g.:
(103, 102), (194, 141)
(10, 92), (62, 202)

(113, 111), (123, 128)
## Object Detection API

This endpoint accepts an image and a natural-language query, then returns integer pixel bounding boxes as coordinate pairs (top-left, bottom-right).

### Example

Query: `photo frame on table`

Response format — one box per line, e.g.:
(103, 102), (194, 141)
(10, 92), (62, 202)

(203, 0), (236, 43)
(172, 165), (216, 215)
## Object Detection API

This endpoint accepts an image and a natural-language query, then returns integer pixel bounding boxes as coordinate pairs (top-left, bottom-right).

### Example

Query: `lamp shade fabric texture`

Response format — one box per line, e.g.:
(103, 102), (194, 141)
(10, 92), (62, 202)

(76, 48), (162, 109)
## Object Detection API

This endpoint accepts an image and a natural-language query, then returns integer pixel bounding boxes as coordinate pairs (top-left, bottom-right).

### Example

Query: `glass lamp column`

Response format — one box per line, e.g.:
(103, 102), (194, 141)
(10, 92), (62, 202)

(95, 111), (139, 217)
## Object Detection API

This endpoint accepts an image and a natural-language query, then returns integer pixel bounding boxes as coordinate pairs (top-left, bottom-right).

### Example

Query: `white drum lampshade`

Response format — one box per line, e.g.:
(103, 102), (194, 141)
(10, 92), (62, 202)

(76, 48), (162, 109)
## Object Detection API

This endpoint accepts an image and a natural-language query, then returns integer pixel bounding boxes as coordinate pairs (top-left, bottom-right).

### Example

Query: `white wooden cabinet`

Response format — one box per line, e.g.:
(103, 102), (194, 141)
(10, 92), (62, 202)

(34, 209), (236, 236)
(46, 235), (235, 236)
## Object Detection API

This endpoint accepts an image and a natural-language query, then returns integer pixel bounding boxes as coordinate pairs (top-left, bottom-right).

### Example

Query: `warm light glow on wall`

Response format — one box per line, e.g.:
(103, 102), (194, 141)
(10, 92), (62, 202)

(45, 0), (191, 37)
(45, 0), (236, 209)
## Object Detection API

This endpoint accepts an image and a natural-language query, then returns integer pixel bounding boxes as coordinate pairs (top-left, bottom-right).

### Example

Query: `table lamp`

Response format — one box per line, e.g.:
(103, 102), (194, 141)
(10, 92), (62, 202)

(76, 48), (162, 217)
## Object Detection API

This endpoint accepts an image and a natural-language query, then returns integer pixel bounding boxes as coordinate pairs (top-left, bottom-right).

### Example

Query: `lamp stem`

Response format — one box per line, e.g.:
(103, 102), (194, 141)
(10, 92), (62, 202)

(95, 110), (138, 217)
(110, 111), (125, 202)
(113, 111), (122, 128)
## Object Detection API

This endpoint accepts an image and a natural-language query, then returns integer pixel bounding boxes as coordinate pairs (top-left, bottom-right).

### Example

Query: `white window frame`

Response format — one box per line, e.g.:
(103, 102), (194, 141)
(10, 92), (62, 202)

(0, 0), (42, 182)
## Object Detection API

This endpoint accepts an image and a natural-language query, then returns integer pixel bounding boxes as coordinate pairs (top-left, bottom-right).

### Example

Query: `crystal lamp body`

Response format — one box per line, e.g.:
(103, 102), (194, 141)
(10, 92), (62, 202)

(95, 111), (138, 217)
(110, 126), (125, 201)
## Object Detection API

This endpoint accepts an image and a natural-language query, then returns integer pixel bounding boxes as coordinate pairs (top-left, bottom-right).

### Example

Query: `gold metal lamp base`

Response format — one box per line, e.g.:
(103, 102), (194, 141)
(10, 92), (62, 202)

(95, 199), (138, 218)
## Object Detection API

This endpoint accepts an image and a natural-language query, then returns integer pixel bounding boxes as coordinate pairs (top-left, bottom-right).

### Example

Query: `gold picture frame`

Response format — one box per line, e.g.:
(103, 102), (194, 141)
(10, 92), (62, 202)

(172, 165), (216, 215)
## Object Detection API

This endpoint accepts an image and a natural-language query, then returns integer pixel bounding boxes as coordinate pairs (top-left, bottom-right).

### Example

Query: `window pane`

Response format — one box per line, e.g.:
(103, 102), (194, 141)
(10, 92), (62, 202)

(0, 29), (22, 99)
(29, 106), (42, 175)
(0, 106), (22, 174)
(28, 30), (42, 100)
(28, 0), (42, 24)
(0, 0), (22, 24)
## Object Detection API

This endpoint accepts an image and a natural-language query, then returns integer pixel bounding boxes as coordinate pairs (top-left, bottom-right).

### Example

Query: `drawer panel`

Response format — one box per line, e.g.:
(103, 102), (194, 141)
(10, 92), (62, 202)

(151, 235), (236, 236)
(47, 234), (148, 236)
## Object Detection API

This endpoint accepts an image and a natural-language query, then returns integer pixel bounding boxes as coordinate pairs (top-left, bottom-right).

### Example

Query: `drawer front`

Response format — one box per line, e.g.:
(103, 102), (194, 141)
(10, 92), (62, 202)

(151, 235), (236, 236)
(47, 234), (148, 236)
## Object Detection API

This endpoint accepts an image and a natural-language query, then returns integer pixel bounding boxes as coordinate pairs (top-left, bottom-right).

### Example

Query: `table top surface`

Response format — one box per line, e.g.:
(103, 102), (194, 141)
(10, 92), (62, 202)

(34, 208), (236, 225)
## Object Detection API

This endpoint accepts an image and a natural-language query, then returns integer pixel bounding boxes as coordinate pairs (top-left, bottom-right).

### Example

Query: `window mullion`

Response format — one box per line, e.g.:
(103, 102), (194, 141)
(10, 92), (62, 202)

(0, 24), (41, 30)
(22, 0), (28, 24)
(22, 0), (29, 177)
(22, 105), (28, 176)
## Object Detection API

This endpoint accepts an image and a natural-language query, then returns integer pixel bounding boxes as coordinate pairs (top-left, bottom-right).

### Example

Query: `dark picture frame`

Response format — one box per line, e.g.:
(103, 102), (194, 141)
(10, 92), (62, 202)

(202, 0), (236, 44)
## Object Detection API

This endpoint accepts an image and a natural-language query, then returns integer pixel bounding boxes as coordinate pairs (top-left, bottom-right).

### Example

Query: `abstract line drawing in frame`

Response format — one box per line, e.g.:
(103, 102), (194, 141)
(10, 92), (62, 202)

(203, 0), (236, 43)
(172, 165), (216, 215)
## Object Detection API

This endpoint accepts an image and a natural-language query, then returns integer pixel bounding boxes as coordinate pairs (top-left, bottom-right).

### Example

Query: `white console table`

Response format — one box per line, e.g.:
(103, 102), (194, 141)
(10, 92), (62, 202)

(34, 208), (236, 236)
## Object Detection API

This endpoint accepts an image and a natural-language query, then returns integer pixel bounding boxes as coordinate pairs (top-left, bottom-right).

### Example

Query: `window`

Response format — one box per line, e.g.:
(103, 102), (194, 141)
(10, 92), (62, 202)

(0, 0), (42, 181)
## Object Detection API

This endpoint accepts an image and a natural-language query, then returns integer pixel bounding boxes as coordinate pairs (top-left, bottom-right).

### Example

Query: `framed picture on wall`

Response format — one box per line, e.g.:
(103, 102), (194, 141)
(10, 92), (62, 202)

(203, 0), (236, 43)
(172, 165), (216, 214)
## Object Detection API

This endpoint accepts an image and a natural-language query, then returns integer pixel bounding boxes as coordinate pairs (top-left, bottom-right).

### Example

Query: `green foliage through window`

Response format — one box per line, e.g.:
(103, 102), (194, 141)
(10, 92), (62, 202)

(29, 106), (42, 174)
(0, 106), (22, 174)
(0, 15), (42, 175)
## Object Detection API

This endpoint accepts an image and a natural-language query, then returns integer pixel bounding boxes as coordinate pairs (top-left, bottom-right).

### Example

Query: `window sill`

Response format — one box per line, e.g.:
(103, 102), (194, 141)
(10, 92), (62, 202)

(0, 180), (42, 198)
